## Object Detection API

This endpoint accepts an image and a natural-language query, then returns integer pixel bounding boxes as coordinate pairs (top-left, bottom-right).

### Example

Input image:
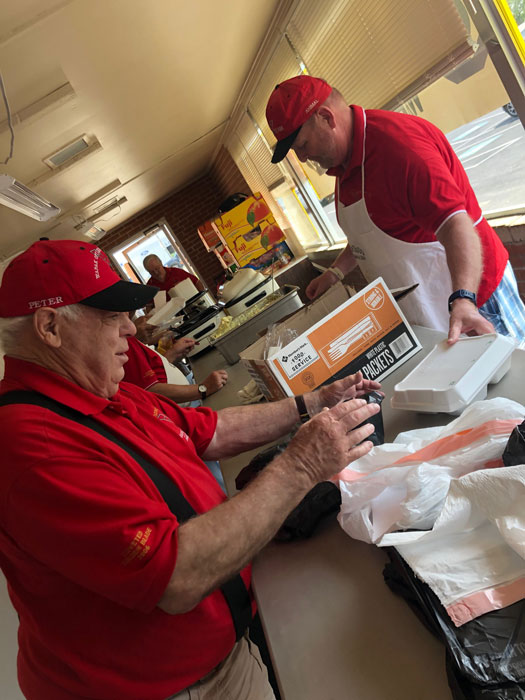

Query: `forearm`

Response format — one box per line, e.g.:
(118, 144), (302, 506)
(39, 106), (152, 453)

(159, 453), (311, 613)
(202, 398), (299, 459)
(436, 212), (483, 294)
(148, 382), (199, 403)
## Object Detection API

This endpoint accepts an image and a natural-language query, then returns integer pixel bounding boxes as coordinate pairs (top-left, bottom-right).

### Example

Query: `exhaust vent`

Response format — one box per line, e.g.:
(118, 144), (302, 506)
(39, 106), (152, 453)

(44, 135), (92, 169)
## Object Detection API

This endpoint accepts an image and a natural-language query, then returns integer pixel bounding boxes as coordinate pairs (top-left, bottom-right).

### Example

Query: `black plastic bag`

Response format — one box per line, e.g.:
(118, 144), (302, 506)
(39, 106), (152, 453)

(384, 548), (525, 699)
(235, 439), (342, 542)
(235, 392), (384, 542)
(503, 420), (525, 467)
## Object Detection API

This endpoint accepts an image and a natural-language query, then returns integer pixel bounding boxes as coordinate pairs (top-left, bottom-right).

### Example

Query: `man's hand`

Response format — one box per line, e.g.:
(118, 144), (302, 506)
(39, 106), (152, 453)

(280, 399), (380, 486)
(305, 270), (338, 300)
(203, 370), (228, 396)
(165, 337), (196, 362)
(447, 299), (494, 345)
(305, 371), (382, 416)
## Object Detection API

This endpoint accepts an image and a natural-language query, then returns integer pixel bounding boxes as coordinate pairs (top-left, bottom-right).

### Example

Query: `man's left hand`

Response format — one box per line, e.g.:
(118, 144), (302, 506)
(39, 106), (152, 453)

(448, 299), (494, 345)
(305, 371), (382, 416)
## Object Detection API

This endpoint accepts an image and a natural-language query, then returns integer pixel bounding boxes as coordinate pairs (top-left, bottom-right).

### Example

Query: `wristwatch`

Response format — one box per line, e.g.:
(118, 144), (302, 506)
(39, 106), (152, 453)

(294, 394), (310, 424)
(329, 265), (345, 281)
(448, 289), (477, 313)
(198, 384), (207, 400)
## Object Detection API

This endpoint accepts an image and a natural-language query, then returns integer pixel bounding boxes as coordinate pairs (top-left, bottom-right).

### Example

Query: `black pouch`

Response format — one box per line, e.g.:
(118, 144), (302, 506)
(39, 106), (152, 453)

(503, 419), (525, 466)
(235, 392), (384, 542)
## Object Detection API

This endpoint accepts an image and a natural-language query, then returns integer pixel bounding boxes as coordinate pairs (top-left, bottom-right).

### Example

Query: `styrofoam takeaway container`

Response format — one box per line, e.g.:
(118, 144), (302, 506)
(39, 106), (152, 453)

(212, 285), (303, 364)
(391, 333), (515, 414)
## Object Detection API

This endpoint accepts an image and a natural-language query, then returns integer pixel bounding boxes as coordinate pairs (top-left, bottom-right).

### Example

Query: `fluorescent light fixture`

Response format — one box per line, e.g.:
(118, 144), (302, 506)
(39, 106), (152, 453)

(0, 174), (60, 221)
(91, 196), (127, 219)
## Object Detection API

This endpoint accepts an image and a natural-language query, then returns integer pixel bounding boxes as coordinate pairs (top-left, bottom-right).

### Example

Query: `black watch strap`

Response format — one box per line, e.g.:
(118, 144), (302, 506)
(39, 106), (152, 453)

(448, 289), (477, 312)
(295, 394), (310, 424)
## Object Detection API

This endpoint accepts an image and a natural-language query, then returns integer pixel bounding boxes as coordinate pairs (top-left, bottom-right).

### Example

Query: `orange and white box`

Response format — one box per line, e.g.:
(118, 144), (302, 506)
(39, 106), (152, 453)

(240, 279), (422, 400)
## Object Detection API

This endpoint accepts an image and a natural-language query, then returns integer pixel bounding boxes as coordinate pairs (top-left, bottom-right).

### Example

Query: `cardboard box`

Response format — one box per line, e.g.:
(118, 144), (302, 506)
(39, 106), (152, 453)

(239, 278), (422, 401)
(213, 193), (289, 269)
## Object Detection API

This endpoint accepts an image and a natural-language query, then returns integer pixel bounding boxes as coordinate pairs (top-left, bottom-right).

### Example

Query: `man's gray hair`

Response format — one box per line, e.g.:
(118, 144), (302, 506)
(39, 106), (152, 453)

(0, 303), (85, 355)
(143, 254), (161, 270)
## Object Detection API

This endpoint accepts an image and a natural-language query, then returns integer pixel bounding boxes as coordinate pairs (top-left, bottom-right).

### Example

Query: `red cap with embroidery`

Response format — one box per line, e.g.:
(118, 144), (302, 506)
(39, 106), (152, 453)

(266, 75), (332, 164)
(0, 239), (157, 317)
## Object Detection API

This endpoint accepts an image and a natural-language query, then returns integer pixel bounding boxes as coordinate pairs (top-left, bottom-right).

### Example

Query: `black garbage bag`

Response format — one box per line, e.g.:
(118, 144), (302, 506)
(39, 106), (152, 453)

(235, 392), (384, 542)
(384, 548), (525, 699)
(503, 420), (525, 467)
(235, 439), (342, 542)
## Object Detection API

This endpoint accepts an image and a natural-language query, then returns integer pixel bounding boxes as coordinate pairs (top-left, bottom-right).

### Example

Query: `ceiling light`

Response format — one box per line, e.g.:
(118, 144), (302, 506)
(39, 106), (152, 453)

(0, 173), (60, 221)
(91, 196), (127, 220)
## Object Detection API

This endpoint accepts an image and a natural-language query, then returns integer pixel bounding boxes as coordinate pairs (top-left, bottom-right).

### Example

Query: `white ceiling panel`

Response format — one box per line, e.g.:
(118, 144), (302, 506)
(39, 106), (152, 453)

(0, 0), (280, 259)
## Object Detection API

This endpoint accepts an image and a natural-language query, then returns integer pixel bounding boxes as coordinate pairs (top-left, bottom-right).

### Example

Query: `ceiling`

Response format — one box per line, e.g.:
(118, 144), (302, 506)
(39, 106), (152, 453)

(0, 0), (281, 261)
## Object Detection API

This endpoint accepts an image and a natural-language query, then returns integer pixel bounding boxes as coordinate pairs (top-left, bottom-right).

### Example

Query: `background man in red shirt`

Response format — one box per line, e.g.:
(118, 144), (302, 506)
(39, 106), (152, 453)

(266, 76), (525, 344)
(144, 253), (204, 303)
(0, 239), (381, 700)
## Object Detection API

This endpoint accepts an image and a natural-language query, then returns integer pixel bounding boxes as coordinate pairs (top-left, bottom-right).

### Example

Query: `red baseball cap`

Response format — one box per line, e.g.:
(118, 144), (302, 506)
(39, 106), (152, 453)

(266, 75), (332, 163)
(0, 239), (158, 317)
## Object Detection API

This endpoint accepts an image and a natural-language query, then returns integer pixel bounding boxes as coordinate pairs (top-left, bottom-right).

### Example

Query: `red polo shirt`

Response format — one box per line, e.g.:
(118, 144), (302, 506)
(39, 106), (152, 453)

(124, 335), (167, 389)
(327, 106), (508, 306)
(147, 266), (199, 302)
(0, 357), (252, 700)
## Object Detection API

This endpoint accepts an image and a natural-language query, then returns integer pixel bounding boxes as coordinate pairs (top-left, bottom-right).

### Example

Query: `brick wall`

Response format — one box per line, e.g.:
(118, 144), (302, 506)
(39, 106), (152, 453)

(98, 147), (250, 292)
(210, 146), (251, 197)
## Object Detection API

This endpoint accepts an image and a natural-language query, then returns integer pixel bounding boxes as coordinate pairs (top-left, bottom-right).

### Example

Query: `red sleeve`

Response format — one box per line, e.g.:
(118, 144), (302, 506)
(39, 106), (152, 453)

(5, 452), (179, 613)
(404, 148), (468, 234)
(124, 337), (167, 389)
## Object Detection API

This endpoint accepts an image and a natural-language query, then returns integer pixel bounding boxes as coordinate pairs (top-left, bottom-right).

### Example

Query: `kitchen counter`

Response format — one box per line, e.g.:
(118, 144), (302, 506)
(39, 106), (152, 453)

(250, 327), (525, 700)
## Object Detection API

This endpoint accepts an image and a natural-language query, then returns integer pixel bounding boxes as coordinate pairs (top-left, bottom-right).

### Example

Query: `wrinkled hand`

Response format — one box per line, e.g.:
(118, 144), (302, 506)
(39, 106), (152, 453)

(305, 270), (338, 301)
(305, 371), (382, 416)
(281, 399), (380, 485)
(448, 299), (495, 345)
(203, 370), (228, 396)
(165, 337), (196, 362)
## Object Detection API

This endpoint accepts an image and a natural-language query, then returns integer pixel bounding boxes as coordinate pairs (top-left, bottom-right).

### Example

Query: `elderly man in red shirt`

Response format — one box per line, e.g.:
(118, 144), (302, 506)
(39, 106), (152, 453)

(266, 75), (525, 344)
(0, 239), (381, 700)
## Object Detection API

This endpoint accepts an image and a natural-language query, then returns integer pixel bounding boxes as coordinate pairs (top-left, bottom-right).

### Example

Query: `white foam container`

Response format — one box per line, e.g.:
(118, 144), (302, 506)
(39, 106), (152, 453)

(391, 333), (515, 414)
(147, 297), (186, 326)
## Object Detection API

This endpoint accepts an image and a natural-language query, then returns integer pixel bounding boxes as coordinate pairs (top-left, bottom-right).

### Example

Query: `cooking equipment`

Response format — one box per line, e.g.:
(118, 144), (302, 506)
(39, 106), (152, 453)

(212, 285), (303, 364)
(220, 269), (278, 317)
(171, 300), (226, 357)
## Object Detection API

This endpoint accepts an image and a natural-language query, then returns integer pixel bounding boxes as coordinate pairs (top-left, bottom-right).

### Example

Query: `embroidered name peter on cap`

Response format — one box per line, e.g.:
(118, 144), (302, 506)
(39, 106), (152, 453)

(0, 239), (157, 317)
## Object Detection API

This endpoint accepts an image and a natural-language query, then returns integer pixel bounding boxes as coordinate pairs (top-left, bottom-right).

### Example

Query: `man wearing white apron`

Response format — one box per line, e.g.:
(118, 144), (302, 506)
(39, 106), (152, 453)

(266, 76), (525, 343)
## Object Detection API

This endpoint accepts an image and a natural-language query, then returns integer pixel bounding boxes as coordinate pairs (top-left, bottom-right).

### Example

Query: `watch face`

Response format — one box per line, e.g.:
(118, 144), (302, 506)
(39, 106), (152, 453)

(198, 384), (207, 393)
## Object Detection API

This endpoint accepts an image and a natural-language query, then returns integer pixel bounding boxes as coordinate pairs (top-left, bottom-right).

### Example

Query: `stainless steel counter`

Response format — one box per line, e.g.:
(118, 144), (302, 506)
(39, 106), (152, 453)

(252, 327), (525, 700)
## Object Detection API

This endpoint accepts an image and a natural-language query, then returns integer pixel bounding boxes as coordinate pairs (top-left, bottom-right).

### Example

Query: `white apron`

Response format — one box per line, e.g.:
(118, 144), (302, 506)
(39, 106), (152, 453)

(336, 107), (453, 331)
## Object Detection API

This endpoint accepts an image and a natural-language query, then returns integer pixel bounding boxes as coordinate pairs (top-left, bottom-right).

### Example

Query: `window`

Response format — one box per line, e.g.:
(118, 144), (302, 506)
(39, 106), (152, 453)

(225, 0), (477, 254)
(109, 220), (198, 284)
(396, 8), (525, 215)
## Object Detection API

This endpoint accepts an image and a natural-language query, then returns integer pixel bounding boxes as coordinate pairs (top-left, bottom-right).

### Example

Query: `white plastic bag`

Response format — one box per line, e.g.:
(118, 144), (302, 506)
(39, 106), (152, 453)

(337, 397), (525, 626)
(337, 397), (525, 544)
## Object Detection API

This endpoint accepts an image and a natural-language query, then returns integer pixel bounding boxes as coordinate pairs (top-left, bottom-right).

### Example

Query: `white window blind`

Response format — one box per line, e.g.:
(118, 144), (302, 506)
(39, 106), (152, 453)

(227, 119), (289, 231)
(286, 0), (474, 110)
(248, 35), (303, 145)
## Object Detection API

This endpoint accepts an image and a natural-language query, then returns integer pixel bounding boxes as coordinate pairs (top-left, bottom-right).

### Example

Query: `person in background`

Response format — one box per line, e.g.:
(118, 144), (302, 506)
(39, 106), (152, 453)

(144, 254), (204, 305)
(0, 239), (382, 700)
(266, 75), (525, 344)
(124, 329), (228, 490)
(131, 316), (228, 408)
